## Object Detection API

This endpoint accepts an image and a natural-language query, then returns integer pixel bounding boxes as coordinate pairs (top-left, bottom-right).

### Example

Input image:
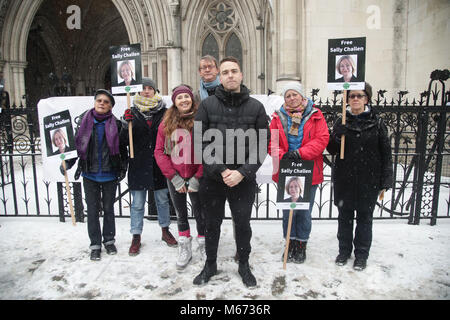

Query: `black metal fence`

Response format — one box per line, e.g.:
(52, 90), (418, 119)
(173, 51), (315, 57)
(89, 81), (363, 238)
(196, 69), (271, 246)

(1, 70), (449, 225)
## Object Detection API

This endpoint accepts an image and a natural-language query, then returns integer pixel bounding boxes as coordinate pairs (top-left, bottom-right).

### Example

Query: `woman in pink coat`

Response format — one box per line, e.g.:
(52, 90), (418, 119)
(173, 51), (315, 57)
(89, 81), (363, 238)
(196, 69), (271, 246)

(155, 85), (205, 270)
(269, 82), (329, 263)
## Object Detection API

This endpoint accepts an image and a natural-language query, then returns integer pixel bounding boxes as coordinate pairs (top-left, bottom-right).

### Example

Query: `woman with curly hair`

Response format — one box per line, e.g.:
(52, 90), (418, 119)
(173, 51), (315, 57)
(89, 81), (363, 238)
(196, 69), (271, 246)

(155, 85), (205, 270)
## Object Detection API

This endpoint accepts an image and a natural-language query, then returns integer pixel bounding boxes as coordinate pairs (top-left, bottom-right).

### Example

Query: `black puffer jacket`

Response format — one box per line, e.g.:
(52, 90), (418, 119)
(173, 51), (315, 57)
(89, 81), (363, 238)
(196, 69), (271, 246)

(326, 107), (393, 210)
(119, 102), (167, 190)
(194, 84), (269, 182)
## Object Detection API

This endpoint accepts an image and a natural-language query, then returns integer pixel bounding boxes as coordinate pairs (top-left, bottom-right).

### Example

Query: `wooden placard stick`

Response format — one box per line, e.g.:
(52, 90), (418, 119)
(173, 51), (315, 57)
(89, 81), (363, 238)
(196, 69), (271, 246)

(283, 208), (294, 270)
(127, 91), (134, 158)
(340, 90), (347, 159)
(61, 159), (76, 226)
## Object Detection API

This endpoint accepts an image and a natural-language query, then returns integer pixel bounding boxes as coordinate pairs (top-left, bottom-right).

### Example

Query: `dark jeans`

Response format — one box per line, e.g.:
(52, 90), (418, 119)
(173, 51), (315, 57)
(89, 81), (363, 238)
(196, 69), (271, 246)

(83, 177), (117, 250)
(199, 177), (256, 264)
(337, 204), (375, 260)
(167, 178), (205, 236)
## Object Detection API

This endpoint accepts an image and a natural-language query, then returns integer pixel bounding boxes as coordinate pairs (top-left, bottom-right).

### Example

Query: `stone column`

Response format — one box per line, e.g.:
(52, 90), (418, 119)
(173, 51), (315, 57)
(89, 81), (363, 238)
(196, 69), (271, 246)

(9, 61), (28, 106)
(167, 0), (182, 92)
(276, 0), (301, 93)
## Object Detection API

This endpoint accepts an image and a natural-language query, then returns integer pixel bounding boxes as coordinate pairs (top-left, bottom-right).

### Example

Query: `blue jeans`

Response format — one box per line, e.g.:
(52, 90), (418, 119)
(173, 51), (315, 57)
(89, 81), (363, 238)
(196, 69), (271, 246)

(282, 185), (318, 241)
(130, 188), (171, 234)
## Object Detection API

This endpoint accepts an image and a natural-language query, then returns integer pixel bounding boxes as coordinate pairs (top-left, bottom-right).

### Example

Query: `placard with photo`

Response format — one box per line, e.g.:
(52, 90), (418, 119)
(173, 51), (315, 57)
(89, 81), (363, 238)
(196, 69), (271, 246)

(43, 110), (76, 160)
(327, 37), (366, 91)
(276, 159), (314, 210)
(110, 43), (143, 94)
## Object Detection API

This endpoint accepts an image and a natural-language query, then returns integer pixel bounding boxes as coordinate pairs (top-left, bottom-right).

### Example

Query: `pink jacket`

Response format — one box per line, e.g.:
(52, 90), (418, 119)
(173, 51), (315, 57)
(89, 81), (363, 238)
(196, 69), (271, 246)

(269, 107), (329, 185)
(155, 122), (203, 180)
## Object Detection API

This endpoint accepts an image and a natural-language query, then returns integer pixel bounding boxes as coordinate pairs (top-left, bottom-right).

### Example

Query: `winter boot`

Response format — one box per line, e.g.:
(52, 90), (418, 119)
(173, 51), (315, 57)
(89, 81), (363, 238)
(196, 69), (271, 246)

(293, 241), (307, 264)
(281, 239), (297, 262)
(193, 261), (217, 285)
(129, 234), (141, 256)
(105, 243), (117, 255)
(176, 236), (193, 270)
(90, 249), (101, 261)
(335, 253), (351, 266)
(161, 227), (178, 247)
(353, 258), (367, 271)
(238, 261), (257, 287)
(197, 237), (206, 261)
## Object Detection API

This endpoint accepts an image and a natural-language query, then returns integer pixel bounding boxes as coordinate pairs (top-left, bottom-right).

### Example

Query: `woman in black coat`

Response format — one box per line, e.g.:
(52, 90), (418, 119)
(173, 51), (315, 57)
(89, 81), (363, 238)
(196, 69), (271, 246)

(327, 82), (393, 271)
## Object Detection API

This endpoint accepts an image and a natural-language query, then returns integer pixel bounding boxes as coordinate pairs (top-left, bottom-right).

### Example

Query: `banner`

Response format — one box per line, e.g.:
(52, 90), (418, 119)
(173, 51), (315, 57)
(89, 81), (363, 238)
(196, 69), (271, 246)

(38, 94), (284, 182)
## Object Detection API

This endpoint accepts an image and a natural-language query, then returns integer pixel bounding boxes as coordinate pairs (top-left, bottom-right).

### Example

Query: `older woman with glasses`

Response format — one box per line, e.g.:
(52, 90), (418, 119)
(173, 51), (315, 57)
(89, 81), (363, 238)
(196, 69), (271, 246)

(327, 82), (393, 271)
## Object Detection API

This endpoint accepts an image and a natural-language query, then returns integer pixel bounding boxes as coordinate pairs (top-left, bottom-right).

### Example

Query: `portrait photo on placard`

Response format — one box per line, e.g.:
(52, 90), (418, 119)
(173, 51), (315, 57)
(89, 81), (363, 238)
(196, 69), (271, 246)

(43, 110), (76, 159)
(117, 60), (137, 86)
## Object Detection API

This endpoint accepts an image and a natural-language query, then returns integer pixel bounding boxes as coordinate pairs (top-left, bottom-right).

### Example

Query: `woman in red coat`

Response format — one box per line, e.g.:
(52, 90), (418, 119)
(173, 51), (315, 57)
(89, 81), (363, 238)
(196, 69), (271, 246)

(155, 85), (205, 270)
(269, 82), (329, 263)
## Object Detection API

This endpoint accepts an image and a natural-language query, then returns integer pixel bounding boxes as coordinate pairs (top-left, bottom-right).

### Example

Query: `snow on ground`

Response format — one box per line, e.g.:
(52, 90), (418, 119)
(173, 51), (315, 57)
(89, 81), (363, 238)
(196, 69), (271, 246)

(0, 217), (449, 300)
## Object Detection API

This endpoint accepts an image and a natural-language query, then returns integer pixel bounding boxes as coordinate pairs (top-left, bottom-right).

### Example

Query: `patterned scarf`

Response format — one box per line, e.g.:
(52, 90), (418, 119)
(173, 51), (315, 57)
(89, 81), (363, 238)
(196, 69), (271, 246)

(133, 93), (163, 112)
(284, 104), (305, 136)
(75, 108), (119, 160)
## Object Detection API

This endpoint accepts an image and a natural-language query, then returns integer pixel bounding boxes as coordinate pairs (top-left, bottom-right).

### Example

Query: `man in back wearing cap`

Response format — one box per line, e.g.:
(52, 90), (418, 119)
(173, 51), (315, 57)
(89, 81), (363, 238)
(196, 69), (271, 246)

(120, 78), (178, 256)
(63, 89), (128, 261)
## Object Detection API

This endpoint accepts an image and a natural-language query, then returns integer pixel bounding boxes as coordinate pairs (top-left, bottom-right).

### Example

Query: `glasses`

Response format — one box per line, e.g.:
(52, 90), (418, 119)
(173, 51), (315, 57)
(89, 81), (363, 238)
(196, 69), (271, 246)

(200, 64), (216, 71)
(349, 94), (367, 100)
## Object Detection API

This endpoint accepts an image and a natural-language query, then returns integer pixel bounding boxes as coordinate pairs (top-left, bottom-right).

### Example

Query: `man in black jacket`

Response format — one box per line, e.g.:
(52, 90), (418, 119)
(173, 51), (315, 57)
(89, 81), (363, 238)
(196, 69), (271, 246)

(193, 57), (269, 287)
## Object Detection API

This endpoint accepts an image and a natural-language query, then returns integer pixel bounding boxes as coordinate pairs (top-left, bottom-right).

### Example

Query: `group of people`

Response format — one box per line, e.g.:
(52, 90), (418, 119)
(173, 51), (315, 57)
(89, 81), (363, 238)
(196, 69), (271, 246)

(62, 54), (393, 287)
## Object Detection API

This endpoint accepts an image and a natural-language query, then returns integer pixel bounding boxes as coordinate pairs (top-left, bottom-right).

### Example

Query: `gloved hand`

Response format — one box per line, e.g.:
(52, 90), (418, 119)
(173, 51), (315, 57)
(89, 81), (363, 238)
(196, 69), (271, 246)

(74, 167), (81, 180)
(60, 164), (66, 176)
(124, 109), (133, 122)
(171, 174), (186, 191)
(333, 123), (348, 138)
(187, 176), (200, 192)
(282, 150), (301, 160)
(117, 170), (126, 182)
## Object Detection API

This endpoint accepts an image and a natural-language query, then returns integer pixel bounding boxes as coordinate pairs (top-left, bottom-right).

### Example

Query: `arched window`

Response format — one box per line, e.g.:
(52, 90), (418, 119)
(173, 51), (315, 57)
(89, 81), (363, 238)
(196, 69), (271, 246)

(202, 33), (219, 63)
(225, 32), (242, 69)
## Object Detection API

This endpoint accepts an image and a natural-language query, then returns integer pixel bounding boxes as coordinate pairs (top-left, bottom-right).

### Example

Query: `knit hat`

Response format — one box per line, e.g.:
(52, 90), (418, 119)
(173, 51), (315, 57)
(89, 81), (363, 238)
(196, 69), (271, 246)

(94, 89), (115, 107)
(142, 77), (157, 91)
(171, 85), (194, 106)
(281, 82), (305, 99)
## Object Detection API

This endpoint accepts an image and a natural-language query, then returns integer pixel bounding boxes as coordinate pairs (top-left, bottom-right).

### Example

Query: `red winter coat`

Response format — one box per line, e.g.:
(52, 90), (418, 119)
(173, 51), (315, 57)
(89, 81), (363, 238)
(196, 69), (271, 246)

(269, 107), (329, 185)
(155, 122), (203, 180)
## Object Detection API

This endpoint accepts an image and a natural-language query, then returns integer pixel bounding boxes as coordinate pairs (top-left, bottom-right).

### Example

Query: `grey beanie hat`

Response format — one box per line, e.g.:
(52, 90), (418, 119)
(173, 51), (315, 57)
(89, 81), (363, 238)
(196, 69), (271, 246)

(281, 82), (305, 98)
(94, 89), (115, 106)
(142, 77), (157, 91)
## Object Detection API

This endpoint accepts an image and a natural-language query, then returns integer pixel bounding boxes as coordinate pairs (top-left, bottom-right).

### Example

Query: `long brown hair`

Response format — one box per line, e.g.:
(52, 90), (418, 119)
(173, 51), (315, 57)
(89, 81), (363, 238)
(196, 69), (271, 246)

(162, 100), (198, 138)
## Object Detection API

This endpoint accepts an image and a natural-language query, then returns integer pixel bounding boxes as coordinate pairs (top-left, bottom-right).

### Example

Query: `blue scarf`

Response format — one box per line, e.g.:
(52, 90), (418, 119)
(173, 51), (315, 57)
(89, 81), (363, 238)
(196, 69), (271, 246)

(199, 76), (221, 100)
(281, 98), (314, 151)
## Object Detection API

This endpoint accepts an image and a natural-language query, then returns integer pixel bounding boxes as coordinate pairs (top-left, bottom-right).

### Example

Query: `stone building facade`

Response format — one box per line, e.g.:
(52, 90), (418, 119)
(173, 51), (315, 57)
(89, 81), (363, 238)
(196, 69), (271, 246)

(0, 0), (448, 107)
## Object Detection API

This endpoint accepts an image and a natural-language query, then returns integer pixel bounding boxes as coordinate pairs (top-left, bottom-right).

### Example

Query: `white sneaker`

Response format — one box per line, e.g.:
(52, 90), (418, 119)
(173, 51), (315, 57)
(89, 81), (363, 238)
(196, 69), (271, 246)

(176, 236), (192, 270)
(197, 237), (206, 261)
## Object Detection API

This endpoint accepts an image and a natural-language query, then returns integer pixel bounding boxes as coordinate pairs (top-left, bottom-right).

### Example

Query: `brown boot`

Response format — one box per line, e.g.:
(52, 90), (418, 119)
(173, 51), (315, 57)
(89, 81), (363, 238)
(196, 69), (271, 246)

(129, 234), (141, 256)
(161, 227), (178, 247)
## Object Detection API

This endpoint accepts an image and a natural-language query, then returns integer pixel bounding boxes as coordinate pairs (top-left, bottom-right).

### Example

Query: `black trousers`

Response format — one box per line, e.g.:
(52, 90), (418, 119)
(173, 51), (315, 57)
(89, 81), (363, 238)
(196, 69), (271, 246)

(167, 178), (205, 236)
(83, 177), (117, 250)
(199, 177), (256, 264)
(337, 203), (375, 260)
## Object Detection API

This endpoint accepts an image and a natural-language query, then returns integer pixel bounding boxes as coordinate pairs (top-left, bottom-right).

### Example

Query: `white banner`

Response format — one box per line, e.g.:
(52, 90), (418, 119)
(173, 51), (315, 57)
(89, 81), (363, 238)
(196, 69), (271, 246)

(38, 94), (284, 182)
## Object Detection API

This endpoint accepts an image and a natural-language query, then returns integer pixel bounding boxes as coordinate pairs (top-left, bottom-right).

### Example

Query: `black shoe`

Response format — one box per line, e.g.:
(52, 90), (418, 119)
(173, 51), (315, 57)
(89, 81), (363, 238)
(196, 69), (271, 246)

(293, 241), (307, 264)
(281, 240), (296, 263)
(193, 262), (217, 285)
(90, 249), (101, 261)
(335, 253), (351, 266)
(238, 261), (257, 288)
(353, 258), (367, 271)
(105, 243), (117, 255)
